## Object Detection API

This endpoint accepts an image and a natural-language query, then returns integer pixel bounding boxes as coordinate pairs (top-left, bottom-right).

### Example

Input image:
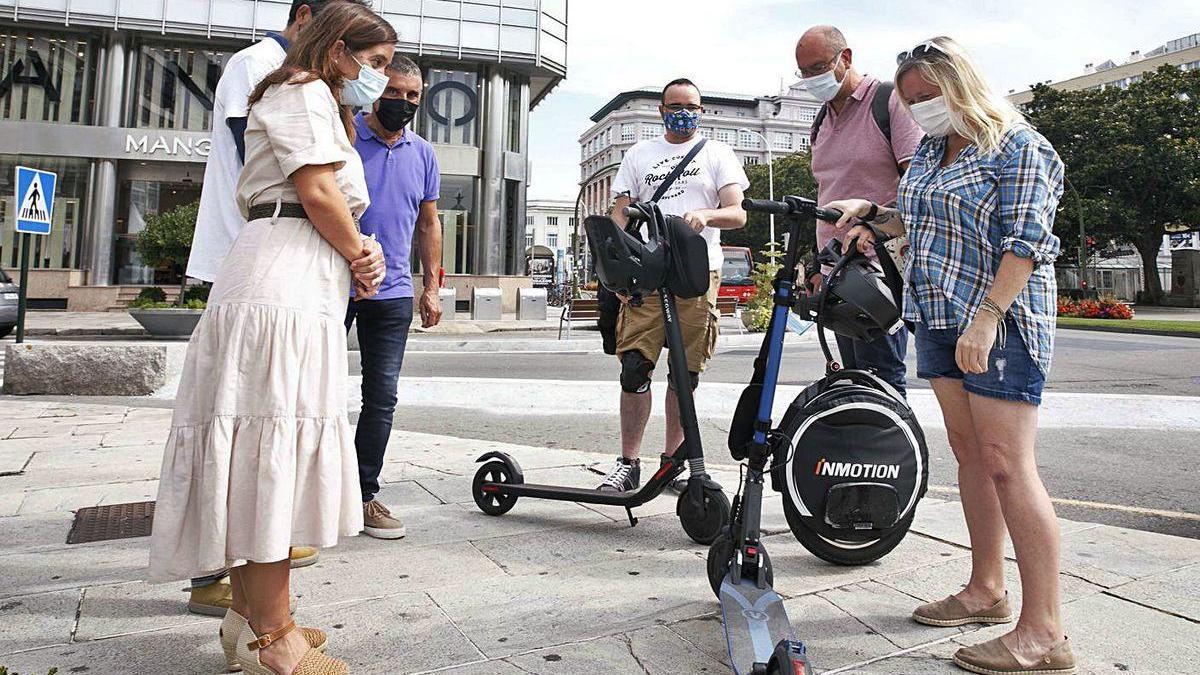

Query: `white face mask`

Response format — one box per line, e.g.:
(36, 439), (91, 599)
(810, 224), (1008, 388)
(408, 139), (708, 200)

(801, 61), (843, 102)
(909, 96), (953, 136)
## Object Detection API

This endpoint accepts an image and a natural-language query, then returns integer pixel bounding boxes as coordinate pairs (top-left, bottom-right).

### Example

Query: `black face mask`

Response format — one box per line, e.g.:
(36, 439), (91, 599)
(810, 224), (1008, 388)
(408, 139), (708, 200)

(375, 97), (419, 133)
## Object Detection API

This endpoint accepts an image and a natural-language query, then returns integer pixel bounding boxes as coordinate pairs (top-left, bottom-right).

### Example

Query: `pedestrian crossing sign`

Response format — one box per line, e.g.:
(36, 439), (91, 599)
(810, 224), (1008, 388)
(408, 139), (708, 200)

(15, 166), (57, 235)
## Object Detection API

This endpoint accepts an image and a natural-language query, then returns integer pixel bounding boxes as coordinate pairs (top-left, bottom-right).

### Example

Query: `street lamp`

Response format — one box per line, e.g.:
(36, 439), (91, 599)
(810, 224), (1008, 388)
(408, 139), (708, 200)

(738, 128), (775, 254)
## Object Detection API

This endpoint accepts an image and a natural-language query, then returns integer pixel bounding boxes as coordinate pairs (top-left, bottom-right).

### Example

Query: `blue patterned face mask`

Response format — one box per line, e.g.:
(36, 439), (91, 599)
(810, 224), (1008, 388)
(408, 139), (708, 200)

(663, 108), (700, 135)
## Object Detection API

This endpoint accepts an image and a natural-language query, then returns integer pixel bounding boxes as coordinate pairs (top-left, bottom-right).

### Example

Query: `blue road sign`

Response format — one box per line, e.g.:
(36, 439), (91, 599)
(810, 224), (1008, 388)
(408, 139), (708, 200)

(15, 166), (56, 235)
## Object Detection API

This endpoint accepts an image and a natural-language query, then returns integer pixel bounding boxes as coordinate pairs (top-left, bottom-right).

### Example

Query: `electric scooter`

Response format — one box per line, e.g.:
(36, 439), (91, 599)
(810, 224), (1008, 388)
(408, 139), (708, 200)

(706, 196), (844, 675)
(470, 202), (732, 545)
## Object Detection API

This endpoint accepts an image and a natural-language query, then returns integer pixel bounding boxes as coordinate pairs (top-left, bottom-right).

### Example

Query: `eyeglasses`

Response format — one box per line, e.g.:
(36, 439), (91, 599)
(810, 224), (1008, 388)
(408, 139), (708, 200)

(896, 40), (948, 65)
(795, 55), (840, 80)
(663, 104), (703, 113)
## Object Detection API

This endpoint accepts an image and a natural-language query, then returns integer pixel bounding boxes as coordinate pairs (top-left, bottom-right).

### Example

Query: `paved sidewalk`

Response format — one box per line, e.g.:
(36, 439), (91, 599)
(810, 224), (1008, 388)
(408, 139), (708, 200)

(1, 400), (1198, 674)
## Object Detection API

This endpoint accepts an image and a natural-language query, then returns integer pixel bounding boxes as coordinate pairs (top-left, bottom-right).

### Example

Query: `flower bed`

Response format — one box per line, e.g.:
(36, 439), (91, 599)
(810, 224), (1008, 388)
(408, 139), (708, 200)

(1057, 295), (1133, 320)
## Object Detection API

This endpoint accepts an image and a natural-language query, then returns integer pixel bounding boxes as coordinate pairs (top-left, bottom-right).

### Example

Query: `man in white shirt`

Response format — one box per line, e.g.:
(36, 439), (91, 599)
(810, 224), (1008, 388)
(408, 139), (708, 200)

(597, 78), (749, 493)
(186, 0), (368, 281)
(183, 0), (370, 618)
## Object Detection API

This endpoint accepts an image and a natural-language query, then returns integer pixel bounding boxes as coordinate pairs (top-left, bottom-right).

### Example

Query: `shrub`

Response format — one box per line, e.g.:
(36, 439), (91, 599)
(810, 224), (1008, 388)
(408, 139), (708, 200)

(1057, 294), (1132, 320)
(744, 253), (783, 332)
(135, 287), (167, 304)
(182, 285), (210, 304)
(135, 200), (199, 306)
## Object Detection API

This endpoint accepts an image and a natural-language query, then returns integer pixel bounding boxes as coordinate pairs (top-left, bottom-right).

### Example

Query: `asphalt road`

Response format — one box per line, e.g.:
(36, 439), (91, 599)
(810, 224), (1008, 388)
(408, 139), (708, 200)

(357, 328), (1200, 539)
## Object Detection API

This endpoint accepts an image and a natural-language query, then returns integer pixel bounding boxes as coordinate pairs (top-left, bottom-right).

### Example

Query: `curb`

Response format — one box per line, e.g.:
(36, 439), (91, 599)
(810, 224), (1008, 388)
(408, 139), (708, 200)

(1057, 323), (1200, 339)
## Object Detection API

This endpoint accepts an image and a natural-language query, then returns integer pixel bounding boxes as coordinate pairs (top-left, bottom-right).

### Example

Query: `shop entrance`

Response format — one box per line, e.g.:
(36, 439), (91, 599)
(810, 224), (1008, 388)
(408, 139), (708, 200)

(115, 161), (204, 285)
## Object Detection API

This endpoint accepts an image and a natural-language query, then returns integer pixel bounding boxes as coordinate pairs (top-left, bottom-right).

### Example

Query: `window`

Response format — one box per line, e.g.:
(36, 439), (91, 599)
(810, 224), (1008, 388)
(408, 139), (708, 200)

(744, 155), (760, 166)
(736, 110), (746, 117)
(738, 130), (760, 148)
(773, 133), (793, 151)
(132, 40), (230, 130)
(526, 215), (534, 227)
(547, 232), (558, 248)
(698, 127), (712, 139)
(568, 217), (578, 229)
(641, 125), (657, 140)
(797, 107), (817, 124)
(425, 68), (481, 146)
(0, 28), (97, 125)
(622, 122), (635, 141)
(715, 128), (735, 144)
(525, 233), (534, 248)
(798, 136), (811, 150)
(547, 216), (559, 227)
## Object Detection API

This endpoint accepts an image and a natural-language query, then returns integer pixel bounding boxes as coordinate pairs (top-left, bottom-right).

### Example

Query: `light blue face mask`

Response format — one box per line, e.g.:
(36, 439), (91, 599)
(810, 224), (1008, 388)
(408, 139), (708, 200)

(340, 52), (388, 107)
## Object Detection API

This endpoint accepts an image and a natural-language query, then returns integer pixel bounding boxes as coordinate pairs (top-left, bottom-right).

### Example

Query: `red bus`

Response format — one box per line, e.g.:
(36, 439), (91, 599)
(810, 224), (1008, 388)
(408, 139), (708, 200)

(719, 246), (755, 303)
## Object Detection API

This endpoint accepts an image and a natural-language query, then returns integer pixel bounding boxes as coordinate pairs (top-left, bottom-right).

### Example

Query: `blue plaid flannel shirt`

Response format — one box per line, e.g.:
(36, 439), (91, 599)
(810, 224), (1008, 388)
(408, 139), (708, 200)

(897, 123), (1064, 375)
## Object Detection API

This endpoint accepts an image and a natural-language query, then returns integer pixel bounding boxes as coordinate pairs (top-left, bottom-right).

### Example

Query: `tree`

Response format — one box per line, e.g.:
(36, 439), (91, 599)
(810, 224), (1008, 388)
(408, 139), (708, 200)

(724, 151), (820, 264)
(135, 200), (199, 306)
(1022, 65), (1200, 303)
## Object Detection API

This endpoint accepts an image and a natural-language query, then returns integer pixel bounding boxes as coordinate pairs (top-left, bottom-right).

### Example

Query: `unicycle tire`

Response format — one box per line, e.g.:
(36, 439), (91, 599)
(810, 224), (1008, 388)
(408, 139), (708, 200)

(784, 502), (915, 566)
(706, 528), (773, 598)
(472, 460), (520, 516)
(677, 486), (731, 545)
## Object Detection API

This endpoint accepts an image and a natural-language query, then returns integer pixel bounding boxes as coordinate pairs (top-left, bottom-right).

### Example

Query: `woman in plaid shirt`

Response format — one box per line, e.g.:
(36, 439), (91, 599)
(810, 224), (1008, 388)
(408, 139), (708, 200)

(824, 37), (1075, 675)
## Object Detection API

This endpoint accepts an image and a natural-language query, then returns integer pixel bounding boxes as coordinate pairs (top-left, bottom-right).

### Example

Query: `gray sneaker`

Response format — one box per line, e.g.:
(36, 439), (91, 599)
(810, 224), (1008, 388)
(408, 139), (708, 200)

(363, 500), (407, 540)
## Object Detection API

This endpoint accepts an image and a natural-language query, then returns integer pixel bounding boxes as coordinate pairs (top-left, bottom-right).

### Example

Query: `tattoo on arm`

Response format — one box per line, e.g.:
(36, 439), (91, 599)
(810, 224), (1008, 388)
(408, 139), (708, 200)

(873, 208), (898, 224)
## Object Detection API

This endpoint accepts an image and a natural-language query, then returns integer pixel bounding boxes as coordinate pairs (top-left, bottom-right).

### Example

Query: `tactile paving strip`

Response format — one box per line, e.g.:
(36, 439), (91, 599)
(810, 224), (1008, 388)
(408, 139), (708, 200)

(67, 501), (156, 544)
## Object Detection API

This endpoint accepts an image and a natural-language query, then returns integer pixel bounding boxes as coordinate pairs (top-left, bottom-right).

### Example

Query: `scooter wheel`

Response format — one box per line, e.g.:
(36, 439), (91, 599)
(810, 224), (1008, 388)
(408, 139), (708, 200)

(767, 639), (810, 675)
(472, 460), (519, 516)
(677, 487), (731, 545)
(706, 529), (734, 598)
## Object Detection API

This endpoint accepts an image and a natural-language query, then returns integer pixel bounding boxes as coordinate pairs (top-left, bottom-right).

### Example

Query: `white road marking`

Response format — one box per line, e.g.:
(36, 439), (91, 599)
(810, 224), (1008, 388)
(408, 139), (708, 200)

(927, 485), (1200, 522)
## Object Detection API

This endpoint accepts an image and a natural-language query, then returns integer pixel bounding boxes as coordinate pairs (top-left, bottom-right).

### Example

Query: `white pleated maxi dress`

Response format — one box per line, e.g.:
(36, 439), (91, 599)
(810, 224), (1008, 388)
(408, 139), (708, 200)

(149, 75), (366, 582)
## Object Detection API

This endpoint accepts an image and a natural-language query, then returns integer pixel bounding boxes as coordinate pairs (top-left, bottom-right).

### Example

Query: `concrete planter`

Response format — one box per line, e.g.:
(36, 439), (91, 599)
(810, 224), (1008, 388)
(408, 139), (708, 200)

(128, 308), (203, 337)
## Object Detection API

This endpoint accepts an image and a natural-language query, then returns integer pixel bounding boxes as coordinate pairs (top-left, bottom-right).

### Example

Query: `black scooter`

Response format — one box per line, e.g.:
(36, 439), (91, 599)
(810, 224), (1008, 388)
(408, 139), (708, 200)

(470, 202), (731, 545)
(707, 196), (844, 675)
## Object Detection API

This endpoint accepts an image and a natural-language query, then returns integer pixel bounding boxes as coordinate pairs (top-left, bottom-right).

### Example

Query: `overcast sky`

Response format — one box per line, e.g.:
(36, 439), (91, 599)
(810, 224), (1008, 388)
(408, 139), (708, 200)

(526, 0), (1200, 200)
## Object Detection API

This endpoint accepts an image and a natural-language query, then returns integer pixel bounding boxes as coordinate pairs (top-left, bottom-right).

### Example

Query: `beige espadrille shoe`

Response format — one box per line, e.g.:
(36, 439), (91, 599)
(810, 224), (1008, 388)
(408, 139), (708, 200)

(231, 619), (343, 675)
(220, 610), (328, 672)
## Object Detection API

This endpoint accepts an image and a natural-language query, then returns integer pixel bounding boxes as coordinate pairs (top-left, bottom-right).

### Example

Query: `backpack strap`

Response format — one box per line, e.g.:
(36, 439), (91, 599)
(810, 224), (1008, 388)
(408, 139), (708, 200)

(651, 138), (707, 203)
(809, 104), (828, 148)
(871, 81), (894, 146)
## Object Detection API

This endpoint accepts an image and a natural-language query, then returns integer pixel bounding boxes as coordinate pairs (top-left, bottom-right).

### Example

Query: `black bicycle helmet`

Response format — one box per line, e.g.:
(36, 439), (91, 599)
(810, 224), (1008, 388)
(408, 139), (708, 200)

(584, 215), (667, 297)
(796, 240), (903, 342)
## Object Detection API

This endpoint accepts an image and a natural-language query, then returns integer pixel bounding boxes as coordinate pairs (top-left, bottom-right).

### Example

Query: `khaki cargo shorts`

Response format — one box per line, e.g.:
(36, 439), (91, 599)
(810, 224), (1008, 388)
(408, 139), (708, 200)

(615, 271), (721, 374)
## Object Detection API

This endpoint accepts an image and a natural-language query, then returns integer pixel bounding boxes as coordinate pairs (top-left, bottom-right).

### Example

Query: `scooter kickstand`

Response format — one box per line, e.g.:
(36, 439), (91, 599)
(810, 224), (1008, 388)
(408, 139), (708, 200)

(625, 507), (639, 528)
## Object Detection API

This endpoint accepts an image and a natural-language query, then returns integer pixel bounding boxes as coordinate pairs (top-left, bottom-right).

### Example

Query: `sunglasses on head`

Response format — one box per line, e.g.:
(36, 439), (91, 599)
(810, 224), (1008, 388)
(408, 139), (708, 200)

(896, 40), (948, 65)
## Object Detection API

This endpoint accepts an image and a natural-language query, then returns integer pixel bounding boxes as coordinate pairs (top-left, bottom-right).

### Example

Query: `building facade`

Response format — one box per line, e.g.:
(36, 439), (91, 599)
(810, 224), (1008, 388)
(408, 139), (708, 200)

(1009, 32), (1200, 105)
(0, 0), (567, 307)
(577, 81), (821, 218)
(523, 197), (573, 281)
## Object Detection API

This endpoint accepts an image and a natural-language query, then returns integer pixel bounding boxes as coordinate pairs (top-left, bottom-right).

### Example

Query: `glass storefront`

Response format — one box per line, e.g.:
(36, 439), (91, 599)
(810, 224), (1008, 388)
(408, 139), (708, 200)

(130, 40), (231, 131)
(423, 67), (480, 146)
(0, 154), (88, 270)
(437, 175), (477, 275)
(114, 178), (202, 284)
(0, 27), (96, 125)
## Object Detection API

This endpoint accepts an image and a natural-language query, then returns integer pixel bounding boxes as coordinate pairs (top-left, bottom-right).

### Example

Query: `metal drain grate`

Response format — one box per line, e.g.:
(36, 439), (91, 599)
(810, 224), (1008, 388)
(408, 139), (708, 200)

(67, 501), (156, 544)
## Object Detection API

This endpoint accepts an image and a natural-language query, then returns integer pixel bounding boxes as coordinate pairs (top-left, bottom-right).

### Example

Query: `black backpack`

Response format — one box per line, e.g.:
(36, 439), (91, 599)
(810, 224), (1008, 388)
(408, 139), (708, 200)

(810, 81), (900, 175)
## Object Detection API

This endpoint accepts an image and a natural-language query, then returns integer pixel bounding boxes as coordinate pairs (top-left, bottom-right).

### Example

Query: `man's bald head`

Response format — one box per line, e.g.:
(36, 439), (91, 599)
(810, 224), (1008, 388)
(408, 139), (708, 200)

(796, 25), (847, 61)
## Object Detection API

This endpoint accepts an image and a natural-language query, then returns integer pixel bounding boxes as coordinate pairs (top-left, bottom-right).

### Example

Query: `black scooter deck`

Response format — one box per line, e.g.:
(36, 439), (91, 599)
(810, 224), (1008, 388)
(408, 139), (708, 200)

(719, 575), (798, 674)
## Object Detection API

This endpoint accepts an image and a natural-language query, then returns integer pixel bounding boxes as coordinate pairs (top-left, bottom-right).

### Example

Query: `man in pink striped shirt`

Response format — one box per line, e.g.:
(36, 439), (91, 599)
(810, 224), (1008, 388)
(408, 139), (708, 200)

(796, 25), (924, 395)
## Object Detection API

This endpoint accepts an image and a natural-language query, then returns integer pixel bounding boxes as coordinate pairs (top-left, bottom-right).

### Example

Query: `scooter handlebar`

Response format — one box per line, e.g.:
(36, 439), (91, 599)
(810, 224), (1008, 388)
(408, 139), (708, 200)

(740, 197), (843, 223)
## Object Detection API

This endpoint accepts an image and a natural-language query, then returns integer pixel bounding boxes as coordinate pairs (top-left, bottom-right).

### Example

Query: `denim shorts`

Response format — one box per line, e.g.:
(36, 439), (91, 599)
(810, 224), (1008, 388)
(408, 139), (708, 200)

(914, 318), (1046, 406)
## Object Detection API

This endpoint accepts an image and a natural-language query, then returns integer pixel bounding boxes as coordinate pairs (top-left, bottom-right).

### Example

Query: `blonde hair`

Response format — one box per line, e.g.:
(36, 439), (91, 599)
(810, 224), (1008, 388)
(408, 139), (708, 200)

(895, 36), (1022, 154)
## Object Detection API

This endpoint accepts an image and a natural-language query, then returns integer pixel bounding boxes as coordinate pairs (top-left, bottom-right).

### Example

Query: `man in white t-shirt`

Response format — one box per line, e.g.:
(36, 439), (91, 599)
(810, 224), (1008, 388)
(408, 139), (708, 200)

(597, 78), (750, 493)
(186, 0), (368, 281)
(183, 0), (370, 618)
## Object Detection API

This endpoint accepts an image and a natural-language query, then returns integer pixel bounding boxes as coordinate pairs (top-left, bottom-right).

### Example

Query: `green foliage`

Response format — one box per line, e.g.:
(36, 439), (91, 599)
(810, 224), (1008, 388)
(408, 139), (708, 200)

(724, 151), (820, 264)
(130, 298), (205, 310)
(135, 201), (199, 272)
(0, 667), (59, 674)
(742, 250), (782, 332)
(135, 287), (167, 304)
(182, 284), (210, 304)
(1022, 65), (1200, 303)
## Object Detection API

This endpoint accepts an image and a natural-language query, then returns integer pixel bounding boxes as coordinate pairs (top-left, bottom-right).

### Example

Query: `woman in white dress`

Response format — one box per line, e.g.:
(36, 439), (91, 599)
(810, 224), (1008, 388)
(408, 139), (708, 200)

(149, 4), (397, 674)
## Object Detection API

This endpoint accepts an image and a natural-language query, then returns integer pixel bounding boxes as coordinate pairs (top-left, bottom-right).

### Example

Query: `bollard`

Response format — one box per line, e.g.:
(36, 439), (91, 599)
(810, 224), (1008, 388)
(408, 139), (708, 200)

(471, 287), (502, 321)
(518, 287), (548, 321)
(438, 287), (457, 320)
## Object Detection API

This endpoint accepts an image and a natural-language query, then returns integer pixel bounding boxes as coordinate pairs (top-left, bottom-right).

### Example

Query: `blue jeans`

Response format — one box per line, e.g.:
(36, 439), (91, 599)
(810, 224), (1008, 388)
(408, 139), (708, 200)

(915, 318), (1046, 406)
(834, 327), (909, 396)
(345, 297), (414, 503)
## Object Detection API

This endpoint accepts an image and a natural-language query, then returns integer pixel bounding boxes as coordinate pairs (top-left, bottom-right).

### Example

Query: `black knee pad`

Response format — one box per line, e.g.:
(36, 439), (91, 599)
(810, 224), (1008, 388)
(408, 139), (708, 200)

(619, 351), (654, 394)
(666, 370), (700, 391)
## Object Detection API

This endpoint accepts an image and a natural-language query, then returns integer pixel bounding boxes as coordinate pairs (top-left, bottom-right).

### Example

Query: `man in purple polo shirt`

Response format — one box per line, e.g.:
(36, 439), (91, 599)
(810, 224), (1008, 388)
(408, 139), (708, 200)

(796, 25), (923, 395)
(346, 55), (443, 540)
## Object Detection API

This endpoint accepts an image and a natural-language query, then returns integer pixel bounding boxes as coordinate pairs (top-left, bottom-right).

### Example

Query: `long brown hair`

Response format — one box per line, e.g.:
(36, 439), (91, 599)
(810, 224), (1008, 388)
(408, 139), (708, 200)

(248, 2), (397, 141)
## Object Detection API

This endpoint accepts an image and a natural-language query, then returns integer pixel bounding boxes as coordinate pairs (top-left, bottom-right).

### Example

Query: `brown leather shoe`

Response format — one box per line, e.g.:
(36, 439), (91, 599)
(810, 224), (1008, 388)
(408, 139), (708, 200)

(953, 637), (1077, 675)
(912, 593), (1014, 627)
